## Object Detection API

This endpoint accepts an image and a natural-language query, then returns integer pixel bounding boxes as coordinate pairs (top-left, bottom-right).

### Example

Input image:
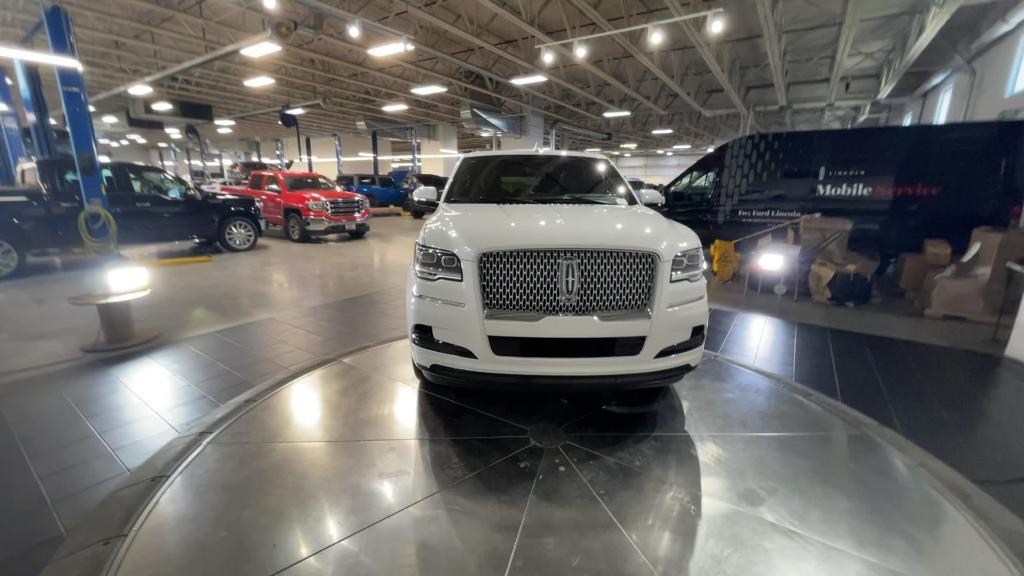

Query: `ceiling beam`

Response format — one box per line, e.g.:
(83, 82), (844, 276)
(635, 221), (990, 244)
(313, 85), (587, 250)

(878, 0), (963, 99)
(754, 0), (787, 107)
(827, 0), (862, 105)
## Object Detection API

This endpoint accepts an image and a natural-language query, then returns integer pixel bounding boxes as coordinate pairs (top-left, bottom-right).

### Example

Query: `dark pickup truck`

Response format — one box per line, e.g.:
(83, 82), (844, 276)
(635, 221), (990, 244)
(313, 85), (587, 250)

(0, 158), (262, 279)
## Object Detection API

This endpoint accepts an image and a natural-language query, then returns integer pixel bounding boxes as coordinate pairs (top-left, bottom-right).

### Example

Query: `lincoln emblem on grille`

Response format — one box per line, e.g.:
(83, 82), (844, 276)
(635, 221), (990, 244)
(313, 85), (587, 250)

(557, 256), (581, 303)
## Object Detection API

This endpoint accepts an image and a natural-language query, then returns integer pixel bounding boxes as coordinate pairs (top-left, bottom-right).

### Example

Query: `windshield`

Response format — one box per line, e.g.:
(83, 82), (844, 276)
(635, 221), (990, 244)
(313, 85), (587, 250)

(445, 155), (636, 205)
(285, 176), (336, 191)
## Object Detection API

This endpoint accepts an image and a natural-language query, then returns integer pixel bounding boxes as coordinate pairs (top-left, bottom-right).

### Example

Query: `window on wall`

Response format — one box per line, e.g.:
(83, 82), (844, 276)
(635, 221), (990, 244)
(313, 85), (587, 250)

(1009, 35), (1024, 96)
(902, 111), (913, 126)
(934, 85), (953, 124)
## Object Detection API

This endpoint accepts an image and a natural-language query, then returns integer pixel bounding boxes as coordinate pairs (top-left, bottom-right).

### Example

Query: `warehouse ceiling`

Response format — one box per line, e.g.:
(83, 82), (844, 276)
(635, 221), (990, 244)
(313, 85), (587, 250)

(0, 0), (1020, 151)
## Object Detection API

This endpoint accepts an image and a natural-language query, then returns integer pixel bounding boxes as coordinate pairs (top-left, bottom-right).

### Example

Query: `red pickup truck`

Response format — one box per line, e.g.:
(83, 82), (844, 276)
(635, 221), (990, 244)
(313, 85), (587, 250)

(224, 170), (370, 242)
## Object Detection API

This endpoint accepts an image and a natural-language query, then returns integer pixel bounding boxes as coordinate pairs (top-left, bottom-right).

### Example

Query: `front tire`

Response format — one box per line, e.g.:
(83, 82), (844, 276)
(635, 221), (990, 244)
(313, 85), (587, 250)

(348, 230), (367, 240)
(411, 211), (425, 219)
(365, 194), (378, 208)
(218, 217), (258, 252)
(0, 235), (25, 280)
(286, 213), (309, 243)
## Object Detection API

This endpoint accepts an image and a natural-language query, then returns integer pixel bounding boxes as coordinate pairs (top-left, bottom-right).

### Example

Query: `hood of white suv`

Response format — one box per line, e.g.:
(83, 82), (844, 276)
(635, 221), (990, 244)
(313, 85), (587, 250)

(419, 203), (700, 261)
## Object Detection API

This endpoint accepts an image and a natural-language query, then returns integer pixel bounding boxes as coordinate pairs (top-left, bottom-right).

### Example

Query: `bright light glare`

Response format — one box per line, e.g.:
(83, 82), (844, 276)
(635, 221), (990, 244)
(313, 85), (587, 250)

(101, 114), (118, 124)
(381, 102), (409, 112)
(596, 161), (607, 173)
(119, 139), (129, 145)
(239, 41), (282, 58)
(243, 75), (275, 87)
(706, 146), (715, 152)
(573, 43), (588, 59)
(48, 117), (57, 125)
(170, 133), (182, 139)
(410, 84), (446, 95)
(284, 107), (306, 115)
(623, 153), (632, 157)
(214, 119), (236, 126)
(620, 143), (637, 149)
(157, 142), (168, 147)
(125, 133), (141, 140)
(164, 126), (180, 134)
(657, 149), (664, 154)
(649, 29), (665, 45)
(541, 50), (555, 65)
(367, 41), (415, 57)
(106, 266), (150, 294)
(584, 148), (601, 152)
(673, 144), (692, 149)
(709, 16), (725, 35)
(0, 45), (82, 70)
(651, 128), (673, 134)
(262, 0), (278, 9)
(126, 83), (153, 96)
(347, 21), (361, 38)
(97, 155), (111, 163)
(509, 74), (547, 86)
(88, 105), (96, 112)
(151, 100), (173, 111)
(757, 252), (785, 272)
(216, 127), (233, 134)
(603, 110), (630, 118)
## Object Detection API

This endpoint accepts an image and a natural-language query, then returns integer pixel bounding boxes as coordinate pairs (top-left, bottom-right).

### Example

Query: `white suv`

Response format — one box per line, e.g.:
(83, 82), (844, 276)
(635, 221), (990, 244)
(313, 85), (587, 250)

(406, 150), (708, 389)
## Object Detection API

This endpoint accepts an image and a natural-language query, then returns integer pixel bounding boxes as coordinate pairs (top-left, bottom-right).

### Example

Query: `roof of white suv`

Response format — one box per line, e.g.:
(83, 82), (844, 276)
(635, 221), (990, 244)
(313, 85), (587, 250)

(459, 149), (605, 160)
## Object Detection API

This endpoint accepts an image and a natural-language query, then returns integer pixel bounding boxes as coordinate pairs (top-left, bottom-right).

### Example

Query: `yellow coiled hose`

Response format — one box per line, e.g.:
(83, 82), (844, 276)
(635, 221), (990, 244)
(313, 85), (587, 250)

(77, 200), (118, 254)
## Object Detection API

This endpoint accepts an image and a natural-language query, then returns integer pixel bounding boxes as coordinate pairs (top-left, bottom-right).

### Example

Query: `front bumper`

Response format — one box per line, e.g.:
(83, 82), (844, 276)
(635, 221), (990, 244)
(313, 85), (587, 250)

(406, 259), (709, 390)
(306, 216), (370, 235)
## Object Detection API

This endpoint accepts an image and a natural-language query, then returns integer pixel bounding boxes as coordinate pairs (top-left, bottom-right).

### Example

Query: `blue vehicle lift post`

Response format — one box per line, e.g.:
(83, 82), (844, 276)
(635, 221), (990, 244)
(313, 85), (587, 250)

(0, 69), (27, 185)
(334, 134), (343, 176)
(13, 61), (57, 160)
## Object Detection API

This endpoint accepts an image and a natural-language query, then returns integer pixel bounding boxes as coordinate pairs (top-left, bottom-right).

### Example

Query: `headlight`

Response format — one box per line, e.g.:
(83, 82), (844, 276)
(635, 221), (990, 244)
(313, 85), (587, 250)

(307, 200), (328, 211)
(415, 243), (462, 281)
(671, 248), (705, 282)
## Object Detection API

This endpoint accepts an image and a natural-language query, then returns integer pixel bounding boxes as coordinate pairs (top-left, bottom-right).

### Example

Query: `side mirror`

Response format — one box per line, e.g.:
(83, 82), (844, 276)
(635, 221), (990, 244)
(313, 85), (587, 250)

(412, 186), (439, 204)
(265, 183), (281, 193)
(638, 188), (665, 207)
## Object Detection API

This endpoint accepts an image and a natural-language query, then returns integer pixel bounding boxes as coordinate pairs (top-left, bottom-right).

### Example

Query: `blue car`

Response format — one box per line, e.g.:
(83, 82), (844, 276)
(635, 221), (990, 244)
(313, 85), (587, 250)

(337, 174), (406, 207)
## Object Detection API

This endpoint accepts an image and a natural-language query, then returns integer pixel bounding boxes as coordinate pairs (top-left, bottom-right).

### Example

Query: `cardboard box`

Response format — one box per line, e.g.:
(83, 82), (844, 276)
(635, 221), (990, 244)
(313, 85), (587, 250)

(923, 239), (952, 267)
(896, 253), (933, 295)
(800, 216), (852, 261)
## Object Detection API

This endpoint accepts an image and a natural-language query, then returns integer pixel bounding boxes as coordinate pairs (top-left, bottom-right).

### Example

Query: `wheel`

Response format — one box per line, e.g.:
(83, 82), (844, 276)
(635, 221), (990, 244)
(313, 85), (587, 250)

(365, 194), (378, 208)
(286, 213), (309, 242)
(0, 235), (25, 280)
(218, 217), (258, 252)
(348, 230), (367, 239)
(411, 211), (425, 219)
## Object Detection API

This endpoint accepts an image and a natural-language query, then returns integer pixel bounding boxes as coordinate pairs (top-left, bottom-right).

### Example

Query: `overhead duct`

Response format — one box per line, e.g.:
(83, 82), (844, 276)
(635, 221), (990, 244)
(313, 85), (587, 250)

(355, 118), (438, 141)
(548, 121), (612, 150)
(460, 106), (522, 138)
(127, 99), (214, 124)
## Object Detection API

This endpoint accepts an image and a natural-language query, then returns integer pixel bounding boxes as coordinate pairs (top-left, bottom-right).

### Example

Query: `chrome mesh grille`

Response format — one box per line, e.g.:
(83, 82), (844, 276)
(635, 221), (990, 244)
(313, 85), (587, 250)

(327, 198), (361, 216)
(478, 249), (658, 316)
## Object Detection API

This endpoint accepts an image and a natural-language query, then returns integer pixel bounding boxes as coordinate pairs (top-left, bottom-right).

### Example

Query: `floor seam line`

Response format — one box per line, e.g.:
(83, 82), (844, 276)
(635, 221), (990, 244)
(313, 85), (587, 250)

(503, 449), (543, 576)
(863, 346), (904, 434)
(210, 436), (532, 445)
(826, 328), (842, 402)
(559, 445), (658, 576)
(1, 411), (67, 536)
(62, 391), (130, 473)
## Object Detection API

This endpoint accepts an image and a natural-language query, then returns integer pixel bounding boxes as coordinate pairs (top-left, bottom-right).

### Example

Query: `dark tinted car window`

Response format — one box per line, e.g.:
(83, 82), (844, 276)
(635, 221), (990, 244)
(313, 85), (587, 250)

(337, 175), (354, 186)
(356, 176), (375, 186)
(285, 176), (336, 191)
(446, 155), (635, 206)
(377, 177), (396, 188)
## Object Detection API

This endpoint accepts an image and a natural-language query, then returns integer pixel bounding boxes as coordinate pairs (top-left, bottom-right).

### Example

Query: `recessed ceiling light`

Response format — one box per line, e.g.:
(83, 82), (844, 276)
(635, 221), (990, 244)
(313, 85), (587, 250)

(367, 41), (415, 57)
(214, 119), (236, 126)
(381, 102), (409, 112)
(603, 110), (631, 118)
(651, 128), (673, 134)
(620, 143), (637, 149)
(284, 107), (306, 115)
(541, 50), (555, 65)
(243, 75), (275, 88)
(239, 41), (281, 58)
(127, 83), (153, 96)
(262, 0), (277, 9)
(708, 15), (725, 35)
(151, 100), (173, 112)
(217, 127), (233, 134)
(509, 74), (547, 86)
(347, 21), (361, 38)
(101, 114), (118, 124)
(649, 28), (665, 46)
(673, 144), (692, 149)
(573, 43), (588, 59)
(410, 84), (447, 95)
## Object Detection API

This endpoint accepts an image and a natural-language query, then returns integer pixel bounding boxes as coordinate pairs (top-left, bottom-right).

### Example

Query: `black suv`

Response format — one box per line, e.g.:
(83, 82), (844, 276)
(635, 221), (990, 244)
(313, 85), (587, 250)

(0, 158), (262, 279)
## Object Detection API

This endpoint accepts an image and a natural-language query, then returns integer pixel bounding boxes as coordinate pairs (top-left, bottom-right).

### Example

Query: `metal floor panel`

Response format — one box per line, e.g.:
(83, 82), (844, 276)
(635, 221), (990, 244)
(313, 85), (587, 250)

(111, 340), (1020, 576)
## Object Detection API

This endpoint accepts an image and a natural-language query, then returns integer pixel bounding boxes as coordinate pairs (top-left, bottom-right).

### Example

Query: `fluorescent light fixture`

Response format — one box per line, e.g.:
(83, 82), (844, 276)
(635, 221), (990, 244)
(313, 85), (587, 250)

(757, 252), (784, 272)
(126, 83), (153, 96)
(109, 141), (120, 148)
(119, 139), (129, 145)
(706, 146), (715, 152)
(603, 110), (631, 118)
(284, 107), (306, 115)
(165, 127), (180, 134)
(509, 74), (547, 86)
(106, 266), (150, 294)
(97, 138), (110, 144)
(239, 41), (281, 58)
(367, 41), (415, 57)
(439, 148), (458, 154)
(217, 127), (233, 134)
(150, 100), (173, 112)
(135, 138), (147, 144)
(649, 28), (665, 46)
(623, 153), (632, 157)
(357, 151), (374, 157)
(0, 103), (6, 112)
(101, 114), (118, 124)
(651, 128), (673, 134)
(620, 143), (637, 149)
(0, 45), (82, 70)
(125, 133), (141, 139)
(672, 144), (692, 149)
(48, 117), (57, 125)
(157, 142), (168, 148)
(573, 43), (588, 59)
(169, 133), (182, 139)
(347, 21), (361, 39)
(243, 75), (275, 87)
(584, 148), (601, 152)
(657, 149), (665, 154)
(541, 50), (555, 65)
(262, 0), (278, 9)
(97, 155), (111, 163)
(214, 118), (236, 126)
(479, 131), (494, 137)
(708, 16), (725, 35)
(381, 102), (409, 112)
(410, 84), (446, 95)
(88, 105), (96, 112)
(666, 152), (674, 156)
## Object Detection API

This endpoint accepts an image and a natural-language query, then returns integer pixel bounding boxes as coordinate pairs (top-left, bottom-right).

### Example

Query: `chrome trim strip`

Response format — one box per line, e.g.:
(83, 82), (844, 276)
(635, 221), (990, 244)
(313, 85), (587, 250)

(414, 293), (466, 308)
(666, 294), (706, 311)
(484, 308), (651, 322)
